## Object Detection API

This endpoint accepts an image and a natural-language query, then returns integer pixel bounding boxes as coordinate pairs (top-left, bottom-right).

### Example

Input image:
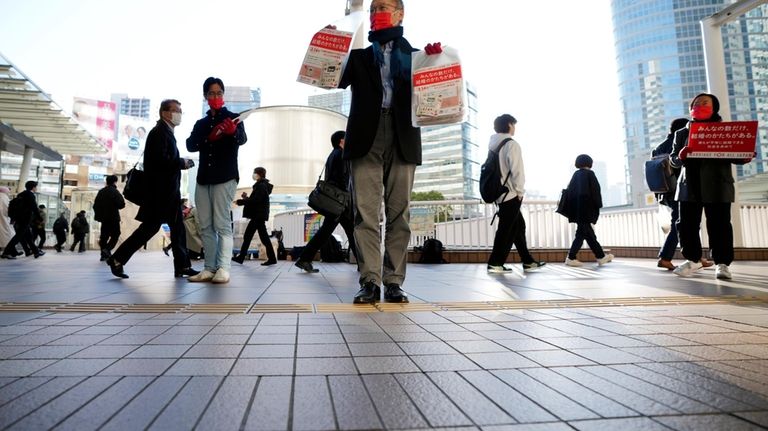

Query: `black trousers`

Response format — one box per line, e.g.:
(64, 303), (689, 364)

(568, 222), (605, 259)
(112, 207), (191, 271)
(70, 233), (87, 252)
(678, 201), (733, 265)
(299, 215), (357, 262)
(99, 220), (121, 252)
(32, 227), (46, 249)
(238, 219), (276, 262)
(3, 222), (38, 256)
(488, 198), (534, 266)
(54, 231), (67, 250)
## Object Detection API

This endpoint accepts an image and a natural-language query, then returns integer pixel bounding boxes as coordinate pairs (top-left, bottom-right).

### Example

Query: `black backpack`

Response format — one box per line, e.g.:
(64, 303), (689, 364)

(479, 138), (513, 203)
(419, 238), (447, 264)
(7, 195), (25, 222)
(320, 235), (345, 263)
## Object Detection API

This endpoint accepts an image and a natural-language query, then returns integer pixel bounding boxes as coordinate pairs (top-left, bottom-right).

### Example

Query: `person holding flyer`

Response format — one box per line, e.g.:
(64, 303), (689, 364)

(337, 0), (440, 304)
(186, 77), (247, 284)
(670, 93), (753, 280)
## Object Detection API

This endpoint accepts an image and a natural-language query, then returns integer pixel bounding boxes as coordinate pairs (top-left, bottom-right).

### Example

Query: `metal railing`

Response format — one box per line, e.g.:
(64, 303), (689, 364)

(271, 200), (768, 249)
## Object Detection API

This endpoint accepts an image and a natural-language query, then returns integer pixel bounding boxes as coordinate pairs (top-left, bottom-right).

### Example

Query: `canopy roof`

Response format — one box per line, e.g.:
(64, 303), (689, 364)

(0, 52), (106, 161)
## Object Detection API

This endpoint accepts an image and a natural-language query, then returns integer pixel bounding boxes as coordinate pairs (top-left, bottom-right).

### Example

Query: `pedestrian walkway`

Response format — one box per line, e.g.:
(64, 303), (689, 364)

(1, 252), (767, 430)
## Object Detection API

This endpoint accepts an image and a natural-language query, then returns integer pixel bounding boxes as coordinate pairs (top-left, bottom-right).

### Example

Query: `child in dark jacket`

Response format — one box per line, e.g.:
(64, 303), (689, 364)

(564, 154), (613, 267)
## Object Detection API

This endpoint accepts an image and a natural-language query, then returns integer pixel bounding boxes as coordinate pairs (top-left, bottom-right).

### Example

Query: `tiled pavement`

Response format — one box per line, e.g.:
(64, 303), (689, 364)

(1, 252), (768, 430)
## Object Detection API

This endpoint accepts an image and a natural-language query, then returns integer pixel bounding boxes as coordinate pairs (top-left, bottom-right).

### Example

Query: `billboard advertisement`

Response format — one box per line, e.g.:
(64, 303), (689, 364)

(72, 97), (116, 156)
(115, 114), (154, 165)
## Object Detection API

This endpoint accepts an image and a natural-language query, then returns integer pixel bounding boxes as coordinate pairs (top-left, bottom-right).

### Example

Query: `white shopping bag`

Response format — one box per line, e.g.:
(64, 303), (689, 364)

(411, 45), (467, 127)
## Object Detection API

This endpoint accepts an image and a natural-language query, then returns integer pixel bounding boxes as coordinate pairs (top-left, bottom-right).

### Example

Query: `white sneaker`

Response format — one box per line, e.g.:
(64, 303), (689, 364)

(487, 264), (514, 273)
(715, 264), (732, 280)
(597, 254), (614, 266)
(212, 268), (230, 284)
(565, 258), (583, 267)
(188, 269), (216, 282)
(673, 260), (703, 277)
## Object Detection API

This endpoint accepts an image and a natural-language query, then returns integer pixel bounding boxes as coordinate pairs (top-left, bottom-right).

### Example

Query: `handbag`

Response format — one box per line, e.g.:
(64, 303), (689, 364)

(123, 157), (146, 206)
(307, 167), (350, 220)
(555, 188), (569, 218)
(645, 155), (676, 193)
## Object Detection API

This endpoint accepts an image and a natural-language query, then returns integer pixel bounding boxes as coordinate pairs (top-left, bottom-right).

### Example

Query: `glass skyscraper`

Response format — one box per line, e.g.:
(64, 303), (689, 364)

(611, 0), (767, 207)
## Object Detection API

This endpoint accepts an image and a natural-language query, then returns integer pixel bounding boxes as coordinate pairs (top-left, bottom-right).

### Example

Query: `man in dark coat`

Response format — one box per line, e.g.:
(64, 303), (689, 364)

(52, 213), (69, 252)
(338, 0), (439, 304)
(93, 174), (126, 261)
(70, 210), (89, 253)
(669, 93), (753, 280)
(106, 99), (199, 279)
(295, 131), (358, 273)
(232, 167), (276, 265)
(1, 180), (43, 259)
(564, 154), (613, 267)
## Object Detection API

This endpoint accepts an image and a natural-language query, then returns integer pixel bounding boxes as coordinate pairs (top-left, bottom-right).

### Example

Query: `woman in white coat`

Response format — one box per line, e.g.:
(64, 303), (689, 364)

(0, 186), (13, 254)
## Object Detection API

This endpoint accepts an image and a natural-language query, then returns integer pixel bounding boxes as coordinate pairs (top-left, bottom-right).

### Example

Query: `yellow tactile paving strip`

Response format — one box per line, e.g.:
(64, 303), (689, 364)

(0, 295), (767, 314)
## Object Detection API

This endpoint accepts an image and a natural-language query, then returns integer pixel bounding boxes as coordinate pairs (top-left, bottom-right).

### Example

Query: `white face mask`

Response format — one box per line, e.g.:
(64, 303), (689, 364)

(252, 173), (260, 181)
(171, 112), (182, 126)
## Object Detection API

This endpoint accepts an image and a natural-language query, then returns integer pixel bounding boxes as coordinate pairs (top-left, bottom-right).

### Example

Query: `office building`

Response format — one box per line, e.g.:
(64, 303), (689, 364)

(110, 94), (151, 120)
(611, 0), (767, 207)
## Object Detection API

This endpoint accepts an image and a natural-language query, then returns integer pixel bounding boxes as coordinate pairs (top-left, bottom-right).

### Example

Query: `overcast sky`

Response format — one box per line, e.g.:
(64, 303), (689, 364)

(0, 0), (626, 198)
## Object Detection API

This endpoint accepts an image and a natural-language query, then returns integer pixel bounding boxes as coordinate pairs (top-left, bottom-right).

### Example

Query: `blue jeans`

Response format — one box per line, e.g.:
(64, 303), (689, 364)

(659, 201), (679, 260)
(195, 180), (237, 272)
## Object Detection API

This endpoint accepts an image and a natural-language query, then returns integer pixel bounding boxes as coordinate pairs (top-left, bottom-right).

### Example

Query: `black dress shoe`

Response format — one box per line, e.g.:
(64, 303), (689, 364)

(232, 255), (245, 264)
(0, 254), (16, 260)
(384, 283), (409, 303)
(261, 260), (277, 266)
(33, 250), (45, 259)
(294, 260), (319, 273)
(175, 268), (200, 278)
(106, 257), (129, 279)
(353, 281), (380, 304)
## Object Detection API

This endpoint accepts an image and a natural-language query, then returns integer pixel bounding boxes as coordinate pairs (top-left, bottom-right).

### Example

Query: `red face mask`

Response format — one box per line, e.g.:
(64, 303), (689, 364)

(370, 11), (394, 31)
(207, 98), (224, 110)
(690, 105), (713, 120)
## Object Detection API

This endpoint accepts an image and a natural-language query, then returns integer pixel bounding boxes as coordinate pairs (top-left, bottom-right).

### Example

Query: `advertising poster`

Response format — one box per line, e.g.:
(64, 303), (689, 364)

(115, 114), (154, 165)
(72, 97), (116, 155)
(297, 27), (353, 89)
(304, 213), (324, 242)
(688, 121), (758, 158)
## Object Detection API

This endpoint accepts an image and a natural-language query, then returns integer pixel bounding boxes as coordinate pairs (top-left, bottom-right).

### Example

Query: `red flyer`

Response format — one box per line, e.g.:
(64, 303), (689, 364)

(687, 121), (758, 158)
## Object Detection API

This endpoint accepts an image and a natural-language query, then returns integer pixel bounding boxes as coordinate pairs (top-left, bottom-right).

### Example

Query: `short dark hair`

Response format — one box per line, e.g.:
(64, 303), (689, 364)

(330, 130), (346, 148)
(25, 180), (38, 191)
(39, 204), (45, 209)
(575, 154), (593, 169)
(670, 118), (689, 134)
(159, 99), (181, 117)
(203, 77), (225, 95)
(106, 175), (118, 186)
(493, 114), (517, 133)
(254, 167), (267, 178)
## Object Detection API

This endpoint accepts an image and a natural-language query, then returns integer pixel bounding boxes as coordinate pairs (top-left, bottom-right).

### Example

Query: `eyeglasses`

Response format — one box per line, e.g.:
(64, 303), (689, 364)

(206, 91), (224, 98)
(369, 3), (400, 13)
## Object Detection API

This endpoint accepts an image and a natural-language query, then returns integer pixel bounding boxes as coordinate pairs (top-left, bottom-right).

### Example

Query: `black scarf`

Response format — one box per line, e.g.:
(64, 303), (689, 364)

(368, 26), (412, 81)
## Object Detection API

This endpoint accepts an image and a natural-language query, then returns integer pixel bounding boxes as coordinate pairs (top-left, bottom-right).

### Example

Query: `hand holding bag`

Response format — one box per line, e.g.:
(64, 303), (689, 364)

(307, 167), (350, 220)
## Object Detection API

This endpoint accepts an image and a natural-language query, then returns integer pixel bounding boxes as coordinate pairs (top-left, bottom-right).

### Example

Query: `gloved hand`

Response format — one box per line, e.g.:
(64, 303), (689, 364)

(678, 146), (690, 161)
(207, 122), (226, 141)
(424, 42), (442, 55)
(220, 118), (238, 136)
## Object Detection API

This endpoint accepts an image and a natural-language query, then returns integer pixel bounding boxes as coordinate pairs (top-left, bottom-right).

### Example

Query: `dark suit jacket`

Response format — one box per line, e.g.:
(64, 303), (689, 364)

(339, 44), (421, 165)
(137, 120), (188, 223)
(565, 169), (603, 224)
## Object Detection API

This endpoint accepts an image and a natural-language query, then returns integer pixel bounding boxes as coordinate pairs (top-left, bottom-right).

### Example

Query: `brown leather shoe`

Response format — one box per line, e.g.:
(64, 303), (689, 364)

(657, 259), (676, 270)
(700, 258), (714, 268)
